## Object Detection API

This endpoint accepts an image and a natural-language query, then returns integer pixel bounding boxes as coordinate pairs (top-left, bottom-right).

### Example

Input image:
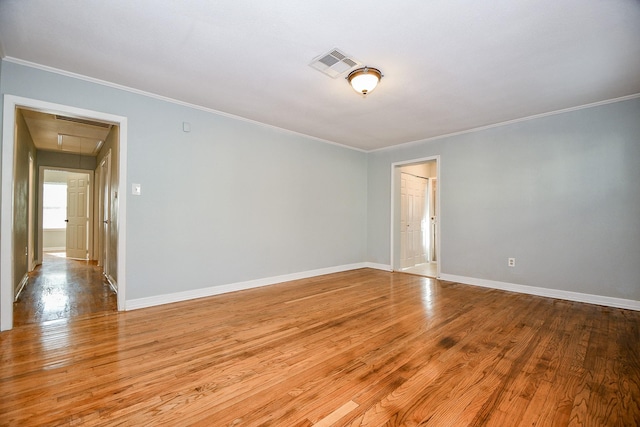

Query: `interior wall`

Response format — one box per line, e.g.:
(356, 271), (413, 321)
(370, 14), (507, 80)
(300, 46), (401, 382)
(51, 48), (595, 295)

(43, 230), (65, 250)
(12, 109), (37, 297)
(0, 60), (368, 302)
(37, 150), (97, 170)
(368, 97), (640, 301)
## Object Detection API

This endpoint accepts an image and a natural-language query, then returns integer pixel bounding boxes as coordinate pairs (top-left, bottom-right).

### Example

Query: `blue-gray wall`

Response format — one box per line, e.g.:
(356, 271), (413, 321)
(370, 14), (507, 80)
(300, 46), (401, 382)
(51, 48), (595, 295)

(1, 59), (639, 305)
(12, 109), (37, 296)
(1, 60), (368, 300)
(367, 97), (640, 300)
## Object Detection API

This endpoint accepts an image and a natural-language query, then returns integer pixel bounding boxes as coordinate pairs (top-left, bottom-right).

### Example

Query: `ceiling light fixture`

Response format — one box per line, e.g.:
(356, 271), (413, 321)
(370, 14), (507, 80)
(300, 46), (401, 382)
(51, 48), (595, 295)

(347, 66), (383, 95)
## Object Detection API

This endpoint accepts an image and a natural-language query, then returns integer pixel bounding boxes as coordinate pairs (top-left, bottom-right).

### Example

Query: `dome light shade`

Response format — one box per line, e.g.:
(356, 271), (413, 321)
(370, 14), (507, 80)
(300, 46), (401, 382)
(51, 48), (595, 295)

(347, 67), (382, 95)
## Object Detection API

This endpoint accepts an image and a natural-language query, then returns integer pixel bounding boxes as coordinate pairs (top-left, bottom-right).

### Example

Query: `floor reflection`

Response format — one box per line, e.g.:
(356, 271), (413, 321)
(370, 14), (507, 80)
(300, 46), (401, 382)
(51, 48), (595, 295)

(13, 252), (116, 326)
(402, 262), (438, 278)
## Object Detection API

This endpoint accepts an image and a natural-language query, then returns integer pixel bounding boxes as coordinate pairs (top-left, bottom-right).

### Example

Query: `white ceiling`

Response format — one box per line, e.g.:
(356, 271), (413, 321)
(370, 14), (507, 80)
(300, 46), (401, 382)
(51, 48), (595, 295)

(1, 0), (639, 151)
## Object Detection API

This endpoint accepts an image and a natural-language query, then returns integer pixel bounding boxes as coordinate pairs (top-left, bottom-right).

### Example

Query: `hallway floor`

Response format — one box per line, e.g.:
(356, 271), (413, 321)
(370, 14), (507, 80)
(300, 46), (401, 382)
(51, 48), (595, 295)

(13, 252), (116, 327)
(402, 262), (438, 278)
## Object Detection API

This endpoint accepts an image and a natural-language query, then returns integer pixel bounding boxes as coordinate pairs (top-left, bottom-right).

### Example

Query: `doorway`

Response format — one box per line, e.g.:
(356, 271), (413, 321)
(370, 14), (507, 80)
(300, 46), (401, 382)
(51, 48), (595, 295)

(1, 95), (128, 331)
(41, 169), (92, 259)
(391, 156), (440, 278)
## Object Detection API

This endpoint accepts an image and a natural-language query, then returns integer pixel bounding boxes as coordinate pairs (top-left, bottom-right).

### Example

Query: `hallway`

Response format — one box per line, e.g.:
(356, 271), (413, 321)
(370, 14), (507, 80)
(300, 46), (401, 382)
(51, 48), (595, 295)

(13, 252), (116, 327)
(402, 262), (438, 278)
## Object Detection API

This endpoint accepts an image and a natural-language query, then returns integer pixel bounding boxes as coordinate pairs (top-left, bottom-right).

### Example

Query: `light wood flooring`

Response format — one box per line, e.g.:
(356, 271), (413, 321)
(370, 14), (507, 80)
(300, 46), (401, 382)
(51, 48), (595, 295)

(402, 263), (438, 278)
(1, 269), (639, 425)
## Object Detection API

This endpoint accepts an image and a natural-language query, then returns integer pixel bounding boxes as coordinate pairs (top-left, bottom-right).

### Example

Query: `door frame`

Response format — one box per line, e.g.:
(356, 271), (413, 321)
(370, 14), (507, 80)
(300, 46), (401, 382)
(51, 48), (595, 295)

(390, 155), (441, 276)
(1, 95), (128, 331)
(38, 168), (94, 263)
(97, 150), (112, 277)
(27, 153), (36, 272)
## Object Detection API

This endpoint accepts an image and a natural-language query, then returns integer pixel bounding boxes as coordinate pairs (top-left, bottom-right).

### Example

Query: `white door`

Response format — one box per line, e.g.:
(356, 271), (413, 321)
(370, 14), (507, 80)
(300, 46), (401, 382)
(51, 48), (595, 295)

(99, 153), (112, 278)
(400, 174), (409, 268)
(400, 173), (428, 269)
(66, 173), (89, 259)
(27, 154), (35, 271)
(429, 178), (438, 263)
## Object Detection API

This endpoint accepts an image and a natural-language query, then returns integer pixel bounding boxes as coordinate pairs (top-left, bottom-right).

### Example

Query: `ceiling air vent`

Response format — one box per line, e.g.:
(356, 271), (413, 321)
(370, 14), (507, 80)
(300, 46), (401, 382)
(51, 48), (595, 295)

(55, 115), (111, 128)
(309, 48), (361, 78)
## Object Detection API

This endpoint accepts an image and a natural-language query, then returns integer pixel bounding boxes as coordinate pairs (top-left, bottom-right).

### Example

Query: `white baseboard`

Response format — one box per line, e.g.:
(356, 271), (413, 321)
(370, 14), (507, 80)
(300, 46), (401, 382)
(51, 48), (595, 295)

(14, 274), (29, 301)
(439, 273), (640, 311)
(105, 275), (117, 293)
(126, 262), (372, 310)
(43, 247), (65, 252)
(363, 262), (392, 272)
(126, 265), (639, 312)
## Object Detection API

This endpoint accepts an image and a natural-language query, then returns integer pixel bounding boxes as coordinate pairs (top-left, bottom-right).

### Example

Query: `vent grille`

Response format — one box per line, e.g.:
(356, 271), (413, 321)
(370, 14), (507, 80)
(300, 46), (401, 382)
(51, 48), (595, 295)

(55, 115), (111, 128)
(309, 48), (361, 78)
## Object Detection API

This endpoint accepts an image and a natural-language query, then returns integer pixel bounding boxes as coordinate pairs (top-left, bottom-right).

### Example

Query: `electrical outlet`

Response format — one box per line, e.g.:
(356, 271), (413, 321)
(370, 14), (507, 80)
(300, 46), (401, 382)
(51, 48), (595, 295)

(508, 258), (515, 267)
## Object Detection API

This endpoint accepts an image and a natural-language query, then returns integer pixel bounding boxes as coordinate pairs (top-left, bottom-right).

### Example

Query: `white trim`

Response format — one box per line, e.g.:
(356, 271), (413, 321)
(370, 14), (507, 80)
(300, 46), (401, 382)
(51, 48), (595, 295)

(440, 273), (640, 311)
(126, 263), (369, 310)
(390, 156), (441, 278)
(1, 97), (17, 330)
(372, 93), (640, 153)
(1, 94), (128, 331)
(4, 59), (639, 155)
(106, 275), (117, 294)
(3, 57), (365, 153)
(14, 274), (29, 302)
(27, 153), (35, 272)
(363, 262), (392, 272)
(43, 247), (65, 252)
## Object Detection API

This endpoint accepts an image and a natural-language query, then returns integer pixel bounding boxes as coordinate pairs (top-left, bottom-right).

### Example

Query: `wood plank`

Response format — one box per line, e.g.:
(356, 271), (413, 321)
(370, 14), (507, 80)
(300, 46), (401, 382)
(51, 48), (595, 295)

(1, 269), (639, 425)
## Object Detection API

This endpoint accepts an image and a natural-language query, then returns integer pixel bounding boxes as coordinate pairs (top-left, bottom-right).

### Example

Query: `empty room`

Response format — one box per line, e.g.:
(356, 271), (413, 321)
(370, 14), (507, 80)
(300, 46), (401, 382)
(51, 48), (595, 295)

(1, 1), (639, 426)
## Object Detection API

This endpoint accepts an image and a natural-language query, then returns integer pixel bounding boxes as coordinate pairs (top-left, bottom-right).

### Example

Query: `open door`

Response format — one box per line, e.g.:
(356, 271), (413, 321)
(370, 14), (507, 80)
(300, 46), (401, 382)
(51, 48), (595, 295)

(400, 172), (428, 269)
(429, 178), (438, 263)
(392, 156), (440, 278)
(27, 154), (36, 271)
(98, 151), (112, 283)
(65, 172), (90, 259)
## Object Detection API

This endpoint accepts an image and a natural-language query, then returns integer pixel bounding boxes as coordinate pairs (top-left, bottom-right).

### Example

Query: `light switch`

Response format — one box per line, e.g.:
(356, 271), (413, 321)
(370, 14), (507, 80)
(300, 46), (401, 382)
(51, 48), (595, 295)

(132, 183), (141, 196)
(183, 122), (191, 132)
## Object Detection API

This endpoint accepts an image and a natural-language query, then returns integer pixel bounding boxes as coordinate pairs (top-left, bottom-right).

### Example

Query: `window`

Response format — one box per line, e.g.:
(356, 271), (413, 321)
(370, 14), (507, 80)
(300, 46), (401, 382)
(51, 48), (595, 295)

(43, 183), (67, 229)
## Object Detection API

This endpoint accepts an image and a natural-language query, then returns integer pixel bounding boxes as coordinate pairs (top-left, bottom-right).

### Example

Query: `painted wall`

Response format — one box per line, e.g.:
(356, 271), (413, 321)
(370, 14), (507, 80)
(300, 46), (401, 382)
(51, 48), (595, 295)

(43, 229), (65, 250)
(3, 58), (636, 309)
(367, 97), (640, 301)
(12, 110), (37, 296)
(38, 151), (97, 171)
(0, 60), (368, 301)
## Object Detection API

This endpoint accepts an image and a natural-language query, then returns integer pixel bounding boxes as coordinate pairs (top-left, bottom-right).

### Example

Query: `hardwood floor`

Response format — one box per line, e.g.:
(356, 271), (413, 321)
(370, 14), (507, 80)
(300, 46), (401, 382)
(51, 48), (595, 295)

(13, 252), (117, 326)
(1, 269), (638, 426)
